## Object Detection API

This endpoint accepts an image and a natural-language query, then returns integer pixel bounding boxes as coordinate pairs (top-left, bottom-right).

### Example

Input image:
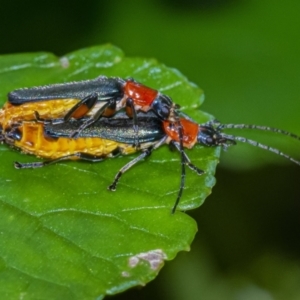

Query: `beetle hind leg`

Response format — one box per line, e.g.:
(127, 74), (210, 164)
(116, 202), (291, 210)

(14, 152), (113, 169)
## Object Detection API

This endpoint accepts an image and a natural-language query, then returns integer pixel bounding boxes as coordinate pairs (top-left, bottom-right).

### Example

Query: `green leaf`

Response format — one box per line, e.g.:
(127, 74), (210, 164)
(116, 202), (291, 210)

(0, 45), (219, 299)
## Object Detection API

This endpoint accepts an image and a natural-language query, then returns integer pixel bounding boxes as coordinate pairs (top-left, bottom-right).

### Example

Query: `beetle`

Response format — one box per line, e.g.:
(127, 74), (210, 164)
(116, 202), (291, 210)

(2, 111), (165, 163)
(2, 110), (300, 213)
(5, 76), (178, 140)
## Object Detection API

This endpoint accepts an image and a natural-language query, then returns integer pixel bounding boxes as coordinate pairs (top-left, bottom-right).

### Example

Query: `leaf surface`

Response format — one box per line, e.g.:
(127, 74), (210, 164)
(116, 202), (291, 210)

(0, 45), (219, 299)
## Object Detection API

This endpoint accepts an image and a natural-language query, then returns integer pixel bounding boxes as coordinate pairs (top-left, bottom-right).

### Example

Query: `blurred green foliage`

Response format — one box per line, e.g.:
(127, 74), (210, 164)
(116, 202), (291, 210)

(1, 0), (300, 299)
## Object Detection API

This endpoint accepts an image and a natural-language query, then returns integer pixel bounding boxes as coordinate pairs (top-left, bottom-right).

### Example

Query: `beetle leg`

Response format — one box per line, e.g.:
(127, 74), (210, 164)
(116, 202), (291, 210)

(33, 111), (65, 125)
(64, 93), (99, 121)
(169, 125), (205, 213)
(108, 136), (167, 191)
(70, 99), (116, 138)
(13, 151), (122, 169)
(169, 141), (204, 175)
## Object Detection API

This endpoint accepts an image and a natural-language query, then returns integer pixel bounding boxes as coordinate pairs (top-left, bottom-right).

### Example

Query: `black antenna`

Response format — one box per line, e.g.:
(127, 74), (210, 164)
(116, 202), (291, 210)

(220, 133), (300, 166)
(220, 123), (300, 142)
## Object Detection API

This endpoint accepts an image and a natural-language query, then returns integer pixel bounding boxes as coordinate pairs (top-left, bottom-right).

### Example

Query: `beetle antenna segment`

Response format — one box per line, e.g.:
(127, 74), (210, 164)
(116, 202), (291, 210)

(220, 133), (300, 166)
(219, 123), (300, 142)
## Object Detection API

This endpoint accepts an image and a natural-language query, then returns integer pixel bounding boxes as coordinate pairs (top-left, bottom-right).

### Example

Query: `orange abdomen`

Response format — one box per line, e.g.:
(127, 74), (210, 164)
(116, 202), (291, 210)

(0, 99), (79, 130)
(13, 122), (136, 159)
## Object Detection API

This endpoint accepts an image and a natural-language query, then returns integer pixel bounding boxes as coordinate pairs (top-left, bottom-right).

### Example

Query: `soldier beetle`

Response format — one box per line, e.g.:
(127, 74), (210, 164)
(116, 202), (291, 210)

(5, 76), (178, 142)
(1, 108), (300, 213)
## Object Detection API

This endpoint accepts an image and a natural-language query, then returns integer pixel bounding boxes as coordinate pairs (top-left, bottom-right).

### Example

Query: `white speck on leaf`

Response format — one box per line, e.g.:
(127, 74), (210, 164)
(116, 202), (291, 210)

(60, 57), (70, 68)
(121, 271), (130, 277)
(128, 249), (167, 271)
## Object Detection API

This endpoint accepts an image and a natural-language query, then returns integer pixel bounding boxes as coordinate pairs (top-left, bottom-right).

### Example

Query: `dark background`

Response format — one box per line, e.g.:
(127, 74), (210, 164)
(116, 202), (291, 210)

(1, 0), (300, 299)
